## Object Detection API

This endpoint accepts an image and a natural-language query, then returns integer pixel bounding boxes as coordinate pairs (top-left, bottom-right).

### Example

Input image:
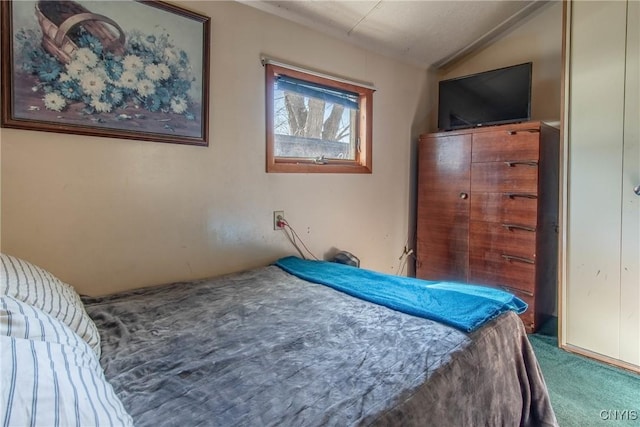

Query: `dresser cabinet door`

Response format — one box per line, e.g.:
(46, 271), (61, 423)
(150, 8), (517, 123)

(416, 134), (471, 281)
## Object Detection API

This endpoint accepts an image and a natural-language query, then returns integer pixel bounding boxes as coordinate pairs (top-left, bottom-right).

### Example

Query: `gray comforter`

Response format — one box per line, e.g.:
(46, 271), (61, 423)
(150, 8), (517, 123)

(83, 265), (557, 427)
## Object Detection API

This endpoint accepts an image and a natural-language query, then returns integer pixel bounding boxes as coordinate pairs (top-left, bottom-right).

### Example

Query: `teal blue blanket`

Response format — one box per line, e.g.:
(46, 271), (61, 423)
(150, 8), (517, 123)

(275, 256), (527, 332)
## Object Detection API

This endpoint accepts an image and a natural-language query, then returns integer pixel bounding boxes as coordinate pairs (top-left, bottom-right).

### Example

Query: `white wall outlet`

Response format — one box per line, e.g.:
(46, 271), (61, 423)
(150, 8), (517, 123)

(273, 211), (285, 230)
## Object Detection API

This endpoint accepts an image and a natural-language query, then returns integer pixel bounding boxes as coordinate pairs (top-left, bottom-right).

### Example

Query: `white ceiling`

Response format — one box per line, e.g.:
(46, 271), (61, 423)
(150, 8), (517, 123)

(240, 0), (548, 69)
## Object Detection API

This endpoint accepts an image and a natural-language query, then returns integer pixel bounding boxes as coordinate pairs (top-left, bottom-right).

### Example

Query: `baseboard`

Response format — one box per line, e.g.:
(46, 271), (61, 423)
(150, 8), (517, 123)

(560, 344), (640, 375)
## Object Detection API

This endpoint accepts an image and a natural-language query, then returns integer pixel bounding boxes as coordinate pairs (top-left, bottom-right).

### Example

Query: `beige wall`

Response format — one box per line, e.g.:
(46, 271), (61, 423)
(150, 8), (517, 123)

(0, 0), (432, 295)
(436, 2), (563, 129)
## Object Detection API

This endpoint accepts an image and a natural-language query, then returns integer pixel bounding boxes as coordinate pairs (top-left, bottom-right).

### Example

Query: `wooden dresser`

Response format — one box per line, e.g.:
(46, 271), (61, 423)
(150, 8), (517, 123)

(416, 121), (559, 332)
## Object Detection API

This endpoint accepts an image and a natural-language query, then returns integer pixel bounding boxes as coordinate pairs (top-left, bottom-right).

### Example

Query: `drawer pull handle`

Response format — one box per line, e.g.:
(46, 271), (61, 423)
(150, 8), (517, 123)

(500, 285), (534, 297)
(504, 160), (538, 167)
(501, 254), (535, 264)
(459, 192), (469, 200)
(501, 224), (536, 232)
(506, 129), (540, 135)
(507, 193), (537, 199)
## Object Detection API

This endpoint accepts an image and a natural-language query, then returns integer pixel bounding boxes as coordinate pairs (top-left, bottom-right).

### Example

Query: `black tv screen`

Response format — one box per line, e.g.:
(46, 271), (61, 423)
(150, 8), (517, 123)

(438, 62), (532, 131)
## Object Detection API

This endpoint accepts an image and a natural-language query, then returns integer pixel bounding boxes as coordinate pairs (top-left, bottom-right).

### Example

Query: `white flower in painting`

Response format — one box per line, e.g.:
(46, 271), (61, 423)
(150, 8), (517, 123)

(117, 70), (138, 89)
(80, 73), (106, 97)
(92, 66), (110, 83)
(158, 63), (171, 80)
(90, 97), (112, 113)
(144, 64), (162, 81)
(163, 48), (179, 65)
(122, 55), (144, 74)
(170, 97), (188, 114)
(74, 47), (98, 68)
(136, 78), (156, 97)
(43, 92), (66, 112)
(66, 60), (87, 79)
(58, 72), (72, 83)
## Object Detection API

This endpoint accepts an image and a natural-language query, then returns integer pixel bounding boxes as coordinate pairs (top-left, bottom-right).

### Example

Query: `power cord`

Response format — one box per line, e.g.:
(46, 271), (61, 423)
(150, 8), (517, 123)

(396, 247), (414, 276)
(279, 218), (319, 261)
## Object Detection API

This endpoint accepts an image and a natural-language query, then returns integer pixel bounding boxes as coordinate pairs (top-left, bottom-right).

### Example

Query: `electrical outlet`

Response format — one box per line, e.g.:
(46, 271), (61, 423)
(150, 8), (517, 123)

(273, 211), (285, 230)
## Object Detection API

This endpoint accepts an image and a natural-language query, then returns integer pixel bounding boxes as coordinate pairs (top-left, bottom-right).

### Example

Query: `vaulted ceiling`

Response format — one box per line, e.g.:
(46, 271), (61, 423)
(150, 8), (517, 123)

(241, 0), (548, 69)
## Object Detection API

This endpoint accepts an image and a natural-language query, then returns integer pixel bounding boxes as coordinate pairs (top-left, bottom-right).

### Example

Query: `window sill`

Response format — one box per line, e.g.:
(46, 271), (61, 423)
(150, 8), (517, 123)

(267, 160), (372, 174)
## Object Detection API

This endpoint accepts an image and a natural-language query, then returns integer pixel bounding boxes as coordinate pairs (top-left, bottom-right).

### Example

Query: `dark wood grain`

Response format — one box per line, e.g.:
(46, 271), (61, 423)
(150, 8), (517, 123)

(469, 220), (537, 292)
(472, 129), (541, 162)
(470, 192), (538, 226)
(470, 220), (537, 258)
(418, 134), (471, 191)
(416, 190), (469, 281)
(416, 134), (471, 281)
(471, 162), (538, 193)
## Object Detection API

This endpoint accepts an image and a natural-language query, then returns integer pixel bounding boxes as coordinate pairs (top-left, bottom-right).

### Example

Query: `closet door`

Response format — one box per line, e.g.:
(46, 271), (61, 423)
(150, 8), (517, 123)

(619, 0), (639, 366)
(564, 0), (639, 368)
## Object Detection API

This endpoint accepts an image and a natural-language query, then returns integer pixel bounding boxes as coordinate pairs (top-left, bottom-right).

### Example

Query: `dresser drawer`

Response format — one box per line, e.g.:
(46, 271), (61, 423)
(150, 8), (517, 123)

(469, 220), (537, 258)
(466, 284), (535, 331)
(472, 129), (540, 163)
(469, 221), (537, 293)
(469, 257), (536, 294)
(470, 192), (538, 226)
(471, 161), (538, 193)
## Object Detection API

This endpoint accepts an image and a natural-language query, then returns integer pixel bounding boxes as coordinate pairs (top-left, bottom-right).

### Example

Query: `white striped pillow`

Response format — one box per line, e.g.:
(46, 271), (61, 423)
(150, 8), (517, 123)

(1, 335), (134, 427)
(1, 296), (98, 368)
(1, 296), (134, 425)
(0, 253), (101, 356)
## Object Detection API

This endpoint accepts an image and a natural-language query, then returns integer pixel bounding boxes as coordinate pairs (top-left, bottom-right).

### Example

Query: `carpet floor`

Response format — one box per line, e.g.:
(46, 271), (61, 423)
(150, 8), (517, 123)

(528, 324), (640, 427)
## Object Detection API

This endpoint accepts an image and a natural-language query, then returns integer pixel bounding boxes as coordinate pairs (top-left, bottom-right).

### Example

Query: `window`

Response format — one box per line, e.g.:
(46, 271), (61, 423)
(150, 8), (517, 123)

(265, 62), (374, 173)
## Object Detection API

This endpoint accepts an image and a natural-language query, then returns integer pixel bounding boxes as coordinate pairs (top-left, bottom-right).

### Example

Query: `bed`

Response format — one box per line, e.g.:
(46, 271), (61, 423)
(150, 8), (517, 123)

(1, 253), (558, 426)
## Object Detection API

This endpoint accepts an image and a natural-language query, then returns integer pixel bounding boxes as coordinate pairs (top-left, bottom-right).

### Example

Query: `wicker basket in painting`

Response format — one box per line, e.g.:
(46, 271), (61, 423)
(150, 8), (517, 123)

(35, 0), (126, 64)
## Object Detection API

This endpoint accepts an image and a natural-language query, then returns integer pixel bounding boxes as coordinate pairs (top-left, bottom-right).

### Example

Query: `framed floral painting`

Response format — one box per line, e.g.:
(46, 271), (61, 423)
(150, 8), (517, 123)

(1, 0), (210, 146)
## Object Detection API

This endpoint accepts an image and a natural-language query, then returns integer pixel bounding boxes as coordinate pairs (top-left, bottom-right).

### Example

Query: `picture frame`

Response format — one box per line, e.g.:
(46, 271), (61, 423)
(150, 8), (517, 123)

(1, 0), (210, 146)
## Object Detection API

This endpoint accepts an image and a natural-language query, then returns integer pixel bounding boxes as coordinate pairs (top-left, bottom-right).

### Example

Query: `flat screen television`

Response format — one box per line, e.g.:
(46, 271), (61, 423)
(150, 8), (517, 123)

(437, 62), (532, 131)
